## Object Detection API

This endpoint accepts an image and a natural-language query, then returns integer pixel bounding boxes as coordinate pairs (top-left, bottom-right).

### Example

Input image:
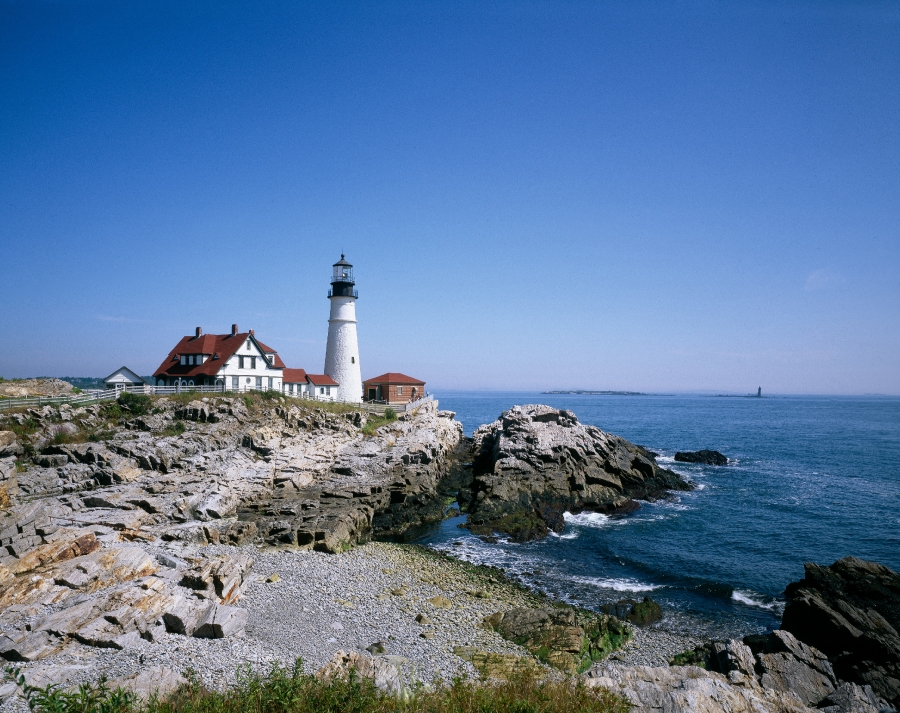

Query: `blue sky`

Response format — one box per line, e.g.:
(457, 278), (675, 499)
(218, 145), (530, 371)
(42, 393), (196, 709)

(1, 1), (898, 394)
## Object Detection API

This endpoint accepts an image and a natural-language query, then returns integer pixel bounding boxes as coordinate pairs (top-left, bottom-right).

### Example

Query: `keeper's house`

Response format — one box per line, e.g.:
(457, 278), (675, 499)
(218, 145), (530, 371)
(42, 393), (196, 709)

(153, 325), (286, 391)
(363, 373), (425, 405)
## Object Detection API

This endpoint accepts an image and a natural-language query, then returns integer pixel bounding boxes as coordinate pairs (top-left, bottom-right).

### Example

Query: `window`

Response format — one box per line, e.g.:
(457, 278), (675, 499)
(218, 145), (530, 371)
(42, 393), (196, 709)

(268, 377), (273, 389)
(180, 355), (186, 365)
(397, 386), (403, 395)
(188, 355), (195, 365)
(288, 384), (294, 394)
(326, 386), (331, 396)
(246, 341), (252, 351)
(232, 376), (239, 389)
(238, 356), (245, 369)
(256, 376), (262, 389)
(251, 356), (257, 369)
(351, 356), (355, 364)
(268, 355), (274, 365)
(320, 387), (324, 395)
(246, 377), (251, 384)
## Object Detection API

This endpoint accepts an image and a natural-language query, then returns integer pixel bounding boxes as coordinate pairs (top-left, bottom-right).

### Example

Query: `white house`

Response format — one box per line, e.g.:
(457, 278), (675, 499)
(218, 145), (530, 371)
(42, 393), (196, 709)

(153, 325), (285, 390)
(283, 368), (340, 401)
(103, 366), (146, 391)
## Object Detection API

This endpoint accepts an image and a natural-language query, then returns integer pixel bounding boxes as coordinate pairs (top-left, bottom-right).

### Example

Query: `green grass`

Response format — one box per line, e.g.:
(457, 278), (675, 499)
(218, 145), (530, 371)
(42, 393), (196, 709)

(362, 409), (398, 436)
(4, 660), (630, 713)
(161, 420), (186, 437)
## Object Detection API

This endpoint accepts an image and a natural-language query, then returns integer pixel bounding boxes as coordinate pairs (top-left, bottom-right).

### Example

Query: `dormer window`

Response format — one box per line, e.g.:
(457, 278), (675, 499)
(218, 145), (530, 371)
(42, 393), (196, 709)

(268, 355), (274, 365)
(180, 355), (187, 365)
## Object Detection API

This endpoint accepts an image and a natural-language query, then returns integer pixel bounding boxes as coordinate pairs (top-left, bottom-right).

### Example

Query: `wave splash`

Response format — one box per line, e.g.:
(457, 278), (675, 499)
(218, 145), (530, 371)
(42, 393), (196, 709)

(731, 589), (785, 614)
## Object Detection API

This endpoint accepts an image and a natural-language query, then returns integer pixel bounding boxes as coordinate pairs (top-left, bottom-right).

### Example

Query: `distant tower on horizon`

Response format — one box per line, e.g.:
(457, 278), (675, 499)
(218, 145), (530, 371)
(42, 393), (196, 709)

(757, 386), (762, 397)
(324, 255), (363, 402)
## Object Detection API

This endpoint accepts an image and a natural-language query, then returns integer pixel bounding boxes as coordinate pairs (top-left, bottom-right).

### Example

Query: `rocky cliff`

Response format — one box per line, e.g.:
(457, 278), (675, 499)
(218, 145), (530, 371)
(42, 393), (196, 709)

(782, 556), (900, 707)
(461, 405), (691, 540)
(0, 394), (461, 666)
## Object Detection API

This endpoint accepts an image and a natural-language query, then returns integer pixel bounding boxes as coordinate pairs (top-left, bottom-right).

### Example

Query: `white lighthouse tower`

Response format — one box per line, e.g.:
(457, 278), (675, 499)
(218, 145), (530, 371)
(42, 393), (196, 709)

(324, 255), (363, 402)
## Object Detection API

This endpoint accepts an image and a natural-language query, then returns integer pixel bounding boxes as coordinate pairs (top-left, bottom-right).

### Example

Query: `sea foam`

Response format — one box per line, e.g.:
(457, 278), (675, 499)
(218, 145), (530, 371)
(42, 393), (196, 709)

(572, 575), (663, 592)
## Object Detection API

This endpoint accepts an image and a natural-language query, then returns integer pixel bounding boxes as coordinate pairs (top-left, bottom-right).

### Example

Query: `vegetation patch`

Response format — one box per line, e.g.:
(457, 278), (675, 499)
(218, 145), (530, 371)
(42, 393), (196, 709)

(4, 660), (630, 713)
(117, 392), (152, 416)
(363, 408), (398, 436)
(161, 420), (186, 437)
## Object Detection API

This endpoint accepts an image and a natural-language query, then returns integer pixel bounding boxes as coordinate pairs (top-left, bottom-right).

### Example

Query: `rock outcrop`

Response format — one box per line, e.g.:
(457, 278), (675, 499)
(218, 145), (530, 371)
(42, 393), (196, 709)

(316, 650), (405, 696)
(674, 449), (728, 465)
(483, 606), (631, 673)
(781, 556), (900, 706)
(461, 405), (691, 540)
(646, 629), (890, 713)
(586, 662), (814, 713)
(0, 394), (462, 668)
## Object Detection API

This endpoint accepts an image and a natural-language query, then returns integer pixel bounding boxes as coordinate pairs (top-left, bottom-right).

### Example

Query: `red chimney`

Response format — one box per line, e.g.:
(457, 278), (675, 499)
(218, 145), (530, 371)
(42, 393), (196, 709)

(231, 324), (238, 336)
(195, 327), (202, 338)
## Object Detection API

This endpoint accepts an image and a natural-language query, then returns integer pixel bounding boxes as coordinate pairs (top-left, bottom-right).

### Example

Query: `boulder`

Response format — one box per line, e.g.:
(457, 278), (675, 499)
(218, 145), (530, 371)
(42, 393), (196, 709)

(462, 405), (691, 541)
(483, 607), (630, 673)
(818, 682), (885, 713)
(603, 598), (664, 626)
(316, 650), (405, 696)
(781, 556), (900, 706)
(452, 646), (543, 679)
(674, 450), (728, 465)
(0, 432), (20, 457)
(110, 666), (186, 700)
(584, 663), (813, 713)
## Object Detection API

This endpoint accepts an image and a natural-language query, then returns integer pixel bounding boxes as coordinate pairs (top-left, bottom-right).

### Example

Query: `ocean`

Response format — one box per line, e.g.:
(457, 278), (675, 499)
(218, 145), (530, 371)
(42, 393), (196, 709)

(411, 392), (900, 639)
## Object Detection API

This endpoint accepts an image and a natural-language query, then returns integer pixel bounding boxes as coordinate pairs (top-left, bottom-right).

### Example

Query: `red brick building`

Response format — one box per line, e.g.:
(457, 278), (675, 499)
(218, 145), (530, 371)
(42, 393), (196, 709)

(363, 373), (425, 404)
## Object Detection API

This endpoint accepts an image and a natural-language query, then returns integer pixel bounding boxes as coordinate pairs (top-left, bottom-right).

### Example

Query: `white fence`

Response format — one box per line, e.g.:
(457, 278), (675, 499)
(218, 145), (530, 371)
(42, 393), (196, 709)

(0, 384), (434, 414)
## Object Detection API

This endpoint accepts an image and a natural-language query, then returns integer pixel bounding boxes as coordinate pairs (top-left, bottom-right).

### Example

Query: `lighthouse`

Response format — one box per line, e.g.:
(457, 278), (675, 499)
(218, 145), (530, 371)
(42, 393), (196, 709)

(324, 255), (363, 402)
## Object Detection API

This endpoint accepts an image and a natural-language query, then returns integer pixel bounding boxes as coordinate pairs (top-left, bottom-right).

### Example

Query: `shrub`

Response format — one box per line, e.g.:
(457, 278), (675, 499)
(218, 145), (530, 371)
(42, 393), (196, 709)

(384, 407), (397, 420)
(101, 402), (123, 421)
(117, 392), (151, 416)
(4, 660), (631, 713)
(161, 420), (186, 437)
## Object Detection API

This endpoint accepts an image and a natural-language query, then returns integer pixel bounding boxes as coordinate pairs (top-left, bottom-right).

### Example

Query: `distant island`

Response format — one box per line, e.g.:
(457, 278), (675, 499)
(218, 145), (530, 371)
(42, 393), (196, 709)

(541, 390), (646, 395)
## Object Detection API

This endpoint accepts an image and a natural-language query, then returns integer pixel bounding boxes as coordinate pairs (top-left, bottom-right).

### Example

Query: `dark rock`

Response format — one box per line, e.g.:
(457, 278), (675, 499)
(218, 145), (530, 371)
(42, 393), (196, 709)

(819, 682), (885, 713)
(602, 597), (662, 626)
(756, 629), (836, 706)
(627, 597), (663, 626)
(673, 450), (728, 465)
(781, 556), (900, 706)
(462, 405), (692, 541)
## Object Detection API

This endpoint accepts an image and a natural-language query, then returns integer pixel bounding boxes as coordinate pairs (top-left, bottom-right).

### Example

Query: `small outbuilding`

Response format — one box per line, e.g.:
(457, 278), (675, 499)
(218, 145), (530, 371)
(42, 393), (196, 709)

(103, 366), (146, 391)
(363, 372), (425, 404)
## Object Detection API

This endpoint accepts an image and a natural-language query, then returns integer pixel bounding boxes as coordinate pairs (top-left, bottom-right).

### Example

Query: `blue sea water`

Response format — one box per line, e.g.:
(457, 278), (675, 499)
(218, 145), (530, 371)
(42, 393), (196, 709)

(414, 392), (900, 638)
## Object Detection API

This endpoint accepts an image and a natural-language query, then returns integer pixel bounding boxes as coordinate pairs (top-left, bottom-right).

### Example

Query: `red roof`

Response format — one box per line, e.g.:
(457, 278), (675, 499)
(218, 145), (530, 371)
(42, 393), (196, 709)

(282, 368), (308, 383)
(363, 372), (425, 386)
(153, 332), (285, 378)
(306, 374), (339, 386)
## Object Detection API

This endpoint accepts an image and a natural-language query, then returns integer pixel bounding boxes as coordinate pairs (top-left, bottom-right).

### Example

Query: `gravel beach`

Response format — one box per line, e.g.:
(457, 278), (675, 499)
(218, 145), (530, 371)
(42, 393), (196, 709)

(1, 541), (704, 710)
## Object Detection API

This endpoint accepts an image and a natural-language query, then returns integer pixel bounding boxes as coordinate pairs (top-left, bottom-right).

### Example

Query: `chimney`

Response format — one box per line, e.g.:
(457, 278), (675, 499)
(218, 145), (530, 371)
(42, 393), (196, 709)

(231, 324), (238, 336)
(249, 329), (255, 336)
(195, 327), (202, 338)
